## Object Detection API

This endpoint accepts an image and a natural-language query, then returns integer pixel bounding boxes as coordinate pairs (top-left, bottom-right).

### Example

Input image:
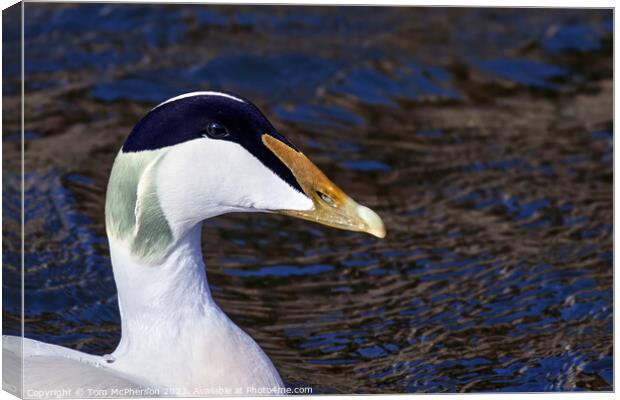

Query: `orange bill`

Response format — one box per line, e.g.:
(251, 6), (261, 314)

(262, 134), (386, 238)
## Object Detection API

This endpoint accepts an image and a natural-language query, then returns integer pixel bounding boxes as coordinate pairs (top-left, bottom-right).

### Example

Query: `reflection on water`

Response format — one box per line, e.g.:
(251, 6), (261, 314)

(2, 4), (613, 393)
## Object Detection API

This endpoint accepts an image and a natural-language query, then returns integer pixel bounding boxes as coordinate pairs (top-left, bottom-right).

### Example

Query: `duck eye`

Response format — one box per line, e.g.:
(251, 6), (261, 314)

(205, 122), (229, 139)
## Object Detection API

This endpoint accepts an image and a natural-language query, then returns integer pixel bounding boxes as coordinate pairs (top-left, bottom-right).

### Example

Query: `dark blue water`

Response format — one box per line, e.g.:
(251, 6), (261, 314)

(2, 4), (613, 393)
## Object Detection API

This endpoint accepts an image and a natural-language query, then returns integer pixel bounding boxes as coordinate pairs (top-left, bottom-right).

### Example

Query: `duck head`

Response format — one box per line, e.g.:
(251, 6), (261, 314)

(105, 92), (385, 264)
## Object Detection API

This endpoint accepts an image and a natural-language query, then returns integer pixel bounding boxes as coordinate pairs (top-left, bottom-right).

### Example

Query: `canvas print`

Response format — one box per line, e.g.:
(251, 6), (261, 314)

(1, 2), (613, 397)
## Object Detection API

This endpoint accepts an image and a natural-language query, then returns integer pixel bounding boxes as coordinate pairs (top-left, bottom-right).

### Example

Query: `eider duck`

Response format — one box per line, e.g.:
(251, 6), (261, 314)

(3, 91), (385, 397)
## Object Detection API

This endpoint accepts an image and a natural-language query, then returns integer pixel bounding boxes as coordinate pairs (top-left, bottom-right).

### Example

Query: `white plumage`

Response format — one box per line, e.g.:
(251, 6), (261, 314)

(2, 92), (384, 397)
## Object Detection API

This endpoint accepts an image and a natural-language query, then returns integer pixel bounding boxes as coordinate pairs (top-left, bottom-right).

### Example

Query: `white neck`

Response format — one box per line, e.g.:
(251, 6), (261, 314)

(106, 221), (283, 389)
(109, 222), (214, 357)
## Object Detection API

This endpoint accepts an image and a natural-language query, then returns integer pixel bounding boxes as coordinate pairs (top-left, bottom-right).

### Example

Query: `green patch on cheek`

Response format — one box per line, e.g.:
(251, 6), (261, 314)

(105, 149), (174, 264)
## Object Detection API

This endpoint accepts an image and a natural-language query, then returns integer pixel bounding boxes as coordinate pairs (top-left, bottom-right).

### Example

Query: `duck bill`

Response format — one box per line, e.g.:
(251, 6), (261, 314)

(262, 134), (386, 238)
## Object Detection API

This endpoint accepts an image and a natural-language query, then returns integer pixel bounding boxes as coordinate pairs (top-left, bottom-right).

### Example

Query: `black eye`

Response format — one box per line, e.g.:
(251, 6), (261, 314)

(204, 122), (229, 139)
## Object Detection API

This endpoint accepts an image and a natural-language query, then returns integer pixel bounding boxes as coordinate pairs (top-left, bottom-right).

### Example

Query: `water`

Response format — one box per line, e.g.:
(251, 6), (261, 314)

(2, 4), (612, 393)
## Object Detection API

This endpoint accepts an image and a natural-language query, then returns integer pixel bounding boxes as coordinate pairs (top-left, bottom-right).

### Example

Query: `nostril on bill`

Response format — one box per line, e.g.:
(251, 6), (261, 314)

(316, 191), (336, 207)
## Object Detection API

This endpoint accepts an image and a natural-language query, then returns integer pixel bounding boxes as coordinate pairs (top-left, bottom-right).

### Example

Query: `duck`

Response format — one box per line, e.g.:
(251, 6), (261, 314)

(2, 91), (385, 397)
